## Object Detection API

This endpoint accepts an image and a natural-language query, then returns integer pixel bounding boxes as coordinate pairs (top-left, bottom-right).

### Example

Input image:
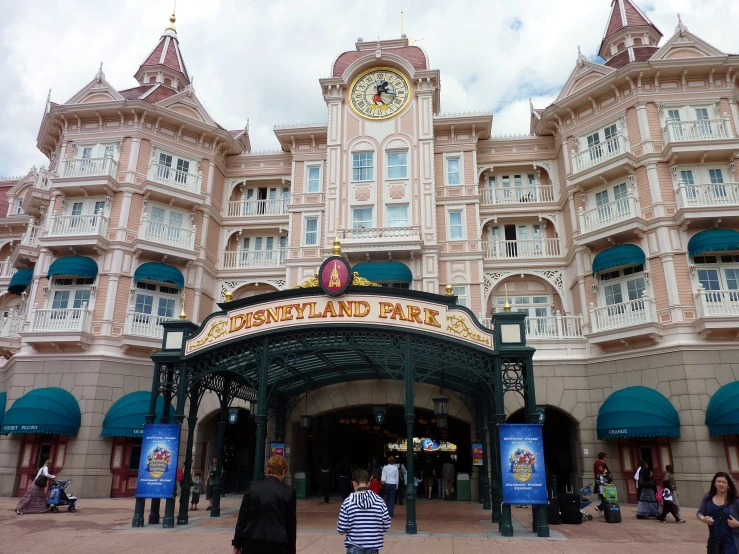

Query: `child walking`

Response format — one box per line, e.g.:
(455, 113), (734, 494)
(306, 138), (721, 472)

(190, 470), (202, 511)
(658, 486), (685, 523)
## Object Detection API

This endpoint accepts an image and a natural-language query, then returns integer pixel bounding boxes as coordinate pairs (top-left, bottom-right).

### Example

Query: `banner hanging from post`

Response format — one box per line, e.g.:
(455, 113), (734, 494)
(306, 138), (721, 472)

(498, 423), (547, 505)
(270, 442), (285, 458)
(135, 423), (181, 498)
(472, 443), (483, 466)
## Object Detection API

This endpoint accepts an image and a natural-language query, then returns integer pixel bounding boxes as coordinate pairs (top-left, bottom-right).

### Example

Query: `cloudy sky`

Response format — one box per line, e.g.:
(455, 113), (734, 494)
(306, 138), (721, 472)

(1, 0), (736, 176)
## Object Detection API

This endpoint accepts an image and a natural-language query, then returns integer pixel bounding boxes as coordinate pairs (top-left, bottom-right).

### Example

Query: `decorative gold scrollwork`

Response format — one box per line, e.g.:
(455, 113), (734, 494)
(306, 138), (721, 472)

(446, 315), (491, 346)
(294, 273), (319, 289)
(351, 272), (381, 287)
(189, 321), (229, 350)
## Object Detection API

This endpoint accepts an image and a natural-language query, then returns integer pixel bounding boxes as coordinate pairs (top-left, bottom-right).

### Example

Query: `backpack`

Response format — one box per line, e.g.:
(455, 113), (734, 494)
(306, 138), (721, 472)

(176, 467), (184, 483)
(604, 484), (618, 504)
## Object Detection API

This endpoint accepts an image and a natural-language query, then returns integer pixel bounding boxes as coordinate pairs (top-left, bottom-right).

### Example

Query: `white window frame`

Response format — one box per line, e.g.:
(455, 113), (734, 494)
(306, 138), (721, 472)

(306, 164), (322, 193)
(447, 208), (465, 240)
(352, 207), (373, 229)
(73, 142), (119, 161)
(64, 197), (108, 217)
(46, 276), (95, 311)
(693, 254), (739, 293)
(660, 104), (718, 125)
(148, 204), (190, 229)
(452, 285), (468, 308)
(302, 214), (320, 247)
(386, 204), (409, 228)
(495, 295), (551, 317)
(133, 280), (181, 320)
(588, 180), (629, 210)
(596, 264), (647, 307)
(444, 153), (463, 186)
(386, 150), (408, 180)
(580, 121), (623, 156)
(351, 152), (374, 182)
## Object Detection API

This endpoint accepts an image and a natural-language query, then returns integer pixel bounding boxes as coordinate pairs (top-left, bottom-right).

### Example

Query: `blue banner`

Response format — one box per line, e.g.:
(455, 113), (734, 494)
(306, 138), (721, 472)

(135, 423), (181, 498)
(498, 423), (547, 505)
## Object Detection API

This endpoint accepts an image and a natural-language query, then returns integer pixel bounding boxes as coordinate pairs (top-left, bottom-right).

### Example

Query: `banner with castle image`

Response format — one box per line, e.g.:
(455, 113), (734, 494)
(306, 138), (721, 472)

(135, 424), (181, 498)
(499, 424), (547, 505)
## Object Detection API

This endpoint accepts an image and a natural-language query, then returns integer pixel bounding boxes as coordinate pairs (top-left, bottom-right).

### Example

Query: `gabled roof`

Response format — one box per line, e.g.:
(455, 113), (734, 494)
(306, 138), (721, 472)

(65, 66), (125, 105)
(154, 88), (216, 126)
(650, 20), (726, 61)
(555, 53), (616, 103)
(118, 83), (180, 104)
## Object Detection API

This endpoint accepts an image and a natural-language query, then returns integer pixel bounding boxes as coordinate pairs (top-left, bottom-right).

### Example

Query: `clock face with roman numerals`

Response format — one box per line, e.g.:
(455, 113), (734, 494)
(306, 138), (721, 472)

(349, 67), (411, 120)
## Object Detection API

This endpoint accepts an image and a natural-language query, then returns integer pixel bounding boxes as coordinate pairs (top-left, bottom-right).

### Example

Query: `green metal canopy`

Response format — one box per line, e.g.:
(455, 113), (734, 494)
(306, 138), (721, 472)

(705, 381), (739, 436)
(597, 386), (680, 440)
(8, 268), (33, 295)
(0, 392), (6, 430)
(47, 256), (98, 280)
(688, 229), (739, 257)
(101, 392), (165, 438)
(353, 261), (412, 283)
(1, 388), (81, 436)
(133, 263), (184, 288)
(592, 244), (645, 275)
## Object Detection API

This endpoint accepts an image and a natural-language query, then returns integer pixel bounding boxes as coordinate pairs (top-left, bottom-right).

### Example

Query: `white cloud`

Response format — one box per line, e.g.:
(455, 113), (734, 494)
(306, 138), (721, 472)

(0, 0), (735, 175)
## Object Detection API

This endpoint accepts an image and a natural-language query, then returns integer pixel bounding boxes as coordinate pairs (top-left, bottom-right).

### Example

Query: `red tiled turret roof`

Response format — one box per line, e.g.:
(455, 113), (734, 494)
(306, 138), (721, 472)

(602, 0), (661, 41)
(332, 45), (427, 78)
(135, 14), (190, 86)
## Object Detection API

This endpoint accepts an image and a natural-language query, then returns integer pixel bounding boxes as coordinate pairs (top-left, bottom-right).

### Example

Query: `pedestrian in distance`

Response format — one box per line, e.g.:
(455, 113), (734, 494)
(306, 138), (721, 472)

(190, 469), (202, 511)
(636, 462), (660, 519)
(337, 457), (353, 501)
(442, 458), (455, 500)
(232, 455), (296, 554)
(318, 458), (333, 505)
(16, 459), (55, 515)
(658, 485), (685, 524)
(337, 469), (391, 554)
(593, 452), (608, 482)
(395, 457), (407, 506)
(381, 455), (399, 517)
(594, 464), (611, 517)
(369, 469), (383, 497)
(206, 456), (219, 511)
(422, 457), (435, 499)
(663, 464), (681, 520)
(697, 472), (739, 554)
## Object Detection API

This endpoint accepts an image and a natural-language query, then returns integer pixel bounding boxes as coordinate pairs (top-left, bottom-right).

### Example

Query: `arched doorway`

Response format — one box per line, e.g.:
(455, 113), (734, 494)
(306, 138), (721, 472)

(507, 406), (579, 494)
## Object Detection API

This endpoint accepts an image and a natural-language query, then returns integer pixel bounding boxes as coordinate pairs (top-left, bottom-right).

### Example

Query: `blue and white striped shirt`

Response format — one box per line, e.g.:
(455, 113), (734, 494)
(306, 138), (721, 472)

(337, 490), (391, 550)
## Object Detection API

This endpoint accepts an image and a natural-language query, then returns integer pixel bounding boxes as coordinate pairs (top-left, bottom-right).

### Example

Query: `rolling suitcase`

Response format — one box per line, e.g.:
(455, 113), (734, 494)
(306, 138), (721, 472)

(558, 486), (581, 525)
(603, 502), (621, 523)
(547, 489), (560, 525)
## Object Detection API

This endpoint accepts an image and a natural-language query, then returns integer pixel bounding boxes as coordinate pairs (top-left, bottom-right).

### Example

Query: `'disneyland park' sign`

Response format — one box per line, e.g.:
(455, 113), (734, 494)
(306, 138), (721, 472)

(185, 294), (494, 354)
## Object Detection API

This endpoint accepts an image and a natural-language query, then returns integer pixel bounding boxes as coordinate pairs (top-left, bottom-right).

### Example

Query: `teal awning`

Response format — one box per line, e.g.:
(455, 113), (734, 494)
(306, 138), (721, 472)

(0, 392), (6, 430)
(592, 244), (645, 275)
(352, 261), (412, 283)
(101, 392), (165, 438)
(47, 256), (98, 280)
(133, 263), (184, 288)
(1, 388), (81, 436)
(706, 381), (739, 436)
(688, 229), (739, 257)
(597, 386), (680, 440)
(8, 268), (33, 295)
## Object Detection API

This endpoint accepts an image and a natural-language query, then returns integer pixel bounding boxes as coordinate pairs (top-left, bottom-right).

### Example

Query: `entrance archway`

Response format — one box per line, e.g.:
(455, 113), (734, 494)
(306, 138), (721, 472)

(507, 406), (579, 493)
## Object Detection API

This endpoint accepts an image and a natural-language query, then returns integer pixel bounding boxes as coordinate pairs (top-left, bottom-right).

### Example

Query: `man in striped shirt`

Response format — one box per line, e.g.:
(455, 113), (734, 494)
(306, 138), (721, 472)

(337, 469), (391, 554)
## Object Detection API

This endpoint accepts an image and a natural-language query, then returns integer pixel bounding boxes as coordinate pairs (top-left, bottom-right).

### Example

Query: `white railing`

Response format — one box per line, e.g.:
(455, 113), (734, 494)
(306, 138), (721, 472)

(0, 260), (17, 278)
(663, 118), (732, 143)
(63, 157), (118, 178)
(571, 133), (628, 173)
(48, 212), (108, 237)
(578, 193), (639, 234)
(483, 238), (561, 259)
(589, 294), (655, 332)
(695, 286), (739, 318)
(21, 221), (41, 246)
(480, 183), (555, 205)
(124, 312), (174, 338)
(479, 312), (584, 339)
(340, 226), (421, 240)
(139, 216), (196, 250)
(30, 303), (92, 332)
(226, 199), (289, 217)
(675, 181), (739, 209)
(149, 163), (202, 194)
(222, 249), (287, 269)
(0, 310), (24, 338)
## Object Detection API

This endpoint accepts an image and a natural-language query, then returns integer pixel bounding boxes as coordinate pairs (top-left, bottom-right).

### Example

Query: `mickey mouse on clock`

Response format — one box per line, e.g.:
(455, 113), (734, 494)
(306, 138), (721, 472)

(372, 79), (397, 110)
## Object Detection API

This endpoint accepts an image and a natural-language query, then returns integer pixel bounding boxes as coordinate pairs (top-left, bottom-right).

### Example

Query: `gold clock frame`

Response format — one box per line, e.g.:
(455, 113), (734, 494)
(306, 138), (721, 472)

(348, 66), (412, 121)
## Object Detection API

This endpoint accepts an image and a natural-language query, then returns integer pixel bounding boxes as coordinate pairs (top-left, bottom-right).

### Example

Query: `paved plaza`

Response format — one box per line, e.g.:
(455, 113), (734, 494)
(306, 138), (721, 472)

(0, 496), (710, 553)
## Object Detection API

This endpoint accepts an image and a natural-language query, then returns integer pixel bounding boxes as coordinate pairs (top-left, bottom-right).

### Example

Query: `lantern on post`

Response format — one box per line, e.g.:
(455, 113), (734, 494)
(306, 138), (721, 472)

(228, 407), (239, 424)
(433, 395), (449, 429)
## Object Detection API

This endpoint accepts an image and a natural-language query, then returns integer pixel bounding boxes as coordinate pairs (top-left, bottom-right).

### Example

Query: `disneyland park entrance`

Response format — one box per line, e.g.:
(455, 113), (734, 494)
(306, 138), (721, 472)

(130, 251), (548, 538)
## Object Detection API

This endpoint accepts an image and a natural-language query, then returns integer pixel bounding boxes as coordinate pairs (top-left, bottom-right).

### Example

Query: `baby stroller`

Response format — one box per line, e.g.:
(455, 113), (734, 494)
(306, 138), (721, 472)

(47, 480), (78, 513)
(579, 484), (594, 521)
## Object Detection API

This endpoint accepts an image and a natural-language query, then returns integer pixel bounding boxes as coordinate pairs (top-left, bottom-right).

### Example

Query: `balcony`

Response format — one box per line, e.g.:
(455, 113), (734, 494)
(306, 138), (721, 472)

(30, 304), (92, 332)
(0, 260), (17, 279)
(663, 118), (732, 144)
(21, 222), (41, 246)
(124, 312), (174, 339)
(693, 287), (739, 337)
(138, 218), (196, 252)
(480, 313), (584, 339)
(0, 311), (24, 338)
(577, 193), (643, 243)
(483, 238), (561, 260)
(226, 199), (289, 218)
(571, 134), (628, 174)
(480, 183), (555, 205)
(589, 295), (656, 333)
(148, 163), (202, 194)
(338, 226), (422, 254)
(675, 182), (739, 213)
(222, 249), (287, 269)
(47, 213), (108, 238)
(63, 157), (118, 179)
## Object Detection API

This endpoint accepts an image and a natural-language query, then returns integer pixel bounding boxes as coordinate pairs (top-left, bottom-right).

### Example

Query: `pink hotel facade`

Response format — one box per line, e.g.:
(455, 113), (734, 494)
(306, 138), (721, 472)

(0, 1), (739, 505)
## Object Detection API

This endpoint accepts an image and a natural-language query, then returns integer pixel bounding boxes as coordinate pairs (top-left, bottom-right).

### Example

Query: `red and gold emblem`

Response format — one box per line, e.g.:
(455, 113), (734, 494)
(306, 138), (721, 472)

(318, 256), (352, 297)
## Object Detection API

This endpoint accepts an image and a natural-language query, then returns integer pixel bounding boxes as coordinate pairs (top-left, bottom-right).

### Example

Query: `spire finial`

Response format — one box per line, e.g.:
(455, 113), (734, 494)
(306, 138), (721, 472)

(332, 218), (342, 256)
(504, 283), (512, 312)
(675, 12), (687, 35)
(96, 61), (105, 83)
(179, 292), (186, 320)
(167, 3), (177, 32)
(576, 45), (586, 67)
(401, 7), (405, 38)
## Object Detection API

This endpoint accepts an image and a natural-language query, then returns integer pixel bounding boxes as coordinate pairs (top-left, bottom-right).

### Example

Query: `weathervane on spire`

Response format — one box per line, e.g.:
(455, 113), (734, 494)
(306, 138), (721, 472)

(576, 45), (587, 68)
(675, 13), (687, 36)
(96, 61), (105, 83)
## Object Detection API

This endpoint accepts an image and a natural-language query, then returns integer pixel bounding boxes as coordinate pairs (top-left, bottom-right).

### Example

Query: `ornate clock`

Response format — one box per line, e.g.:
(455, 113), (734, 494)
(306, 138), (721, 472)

(349, 67), (411, 120)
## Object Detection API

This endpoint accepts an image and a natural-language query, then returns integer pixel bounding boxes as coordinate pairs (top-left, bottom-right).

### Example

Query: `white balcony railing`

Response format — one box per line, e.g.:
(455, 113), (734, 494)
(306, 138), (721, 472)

(0, 310), (24, 338)
(63, 157), (118, 178)
(226, 199), (289, 217)
(480, 184), (555, 205)
(483, 238), (561, 259)
(340, 226), (421, 240)
(663, 118), (732, 144)
(47, 212), (108, 238)
(30, 303), (92, 332)
(480, 312), (584, 339)
(222, 249), (287, 269)
(675, 182), (739, 209)
(589, 294), (655, 333)
(578, 193), (639, 234)
(149, 163), (202, 194)
(21, 221), (41, 246)
(124, 312), (174, 338)
(139, 216), (196, 250)
(0, 260), (17, 278)
(571, 133), (628, 173)
(695, 286), (739, 318)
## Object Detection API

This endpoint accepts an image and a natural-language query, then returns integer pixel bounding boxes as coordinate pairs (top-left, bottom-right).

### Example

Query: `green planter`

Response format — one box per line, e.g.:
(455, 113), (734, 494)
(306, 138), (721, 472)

(456, 473), (471, 501)
(294, 471), (307, 499)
